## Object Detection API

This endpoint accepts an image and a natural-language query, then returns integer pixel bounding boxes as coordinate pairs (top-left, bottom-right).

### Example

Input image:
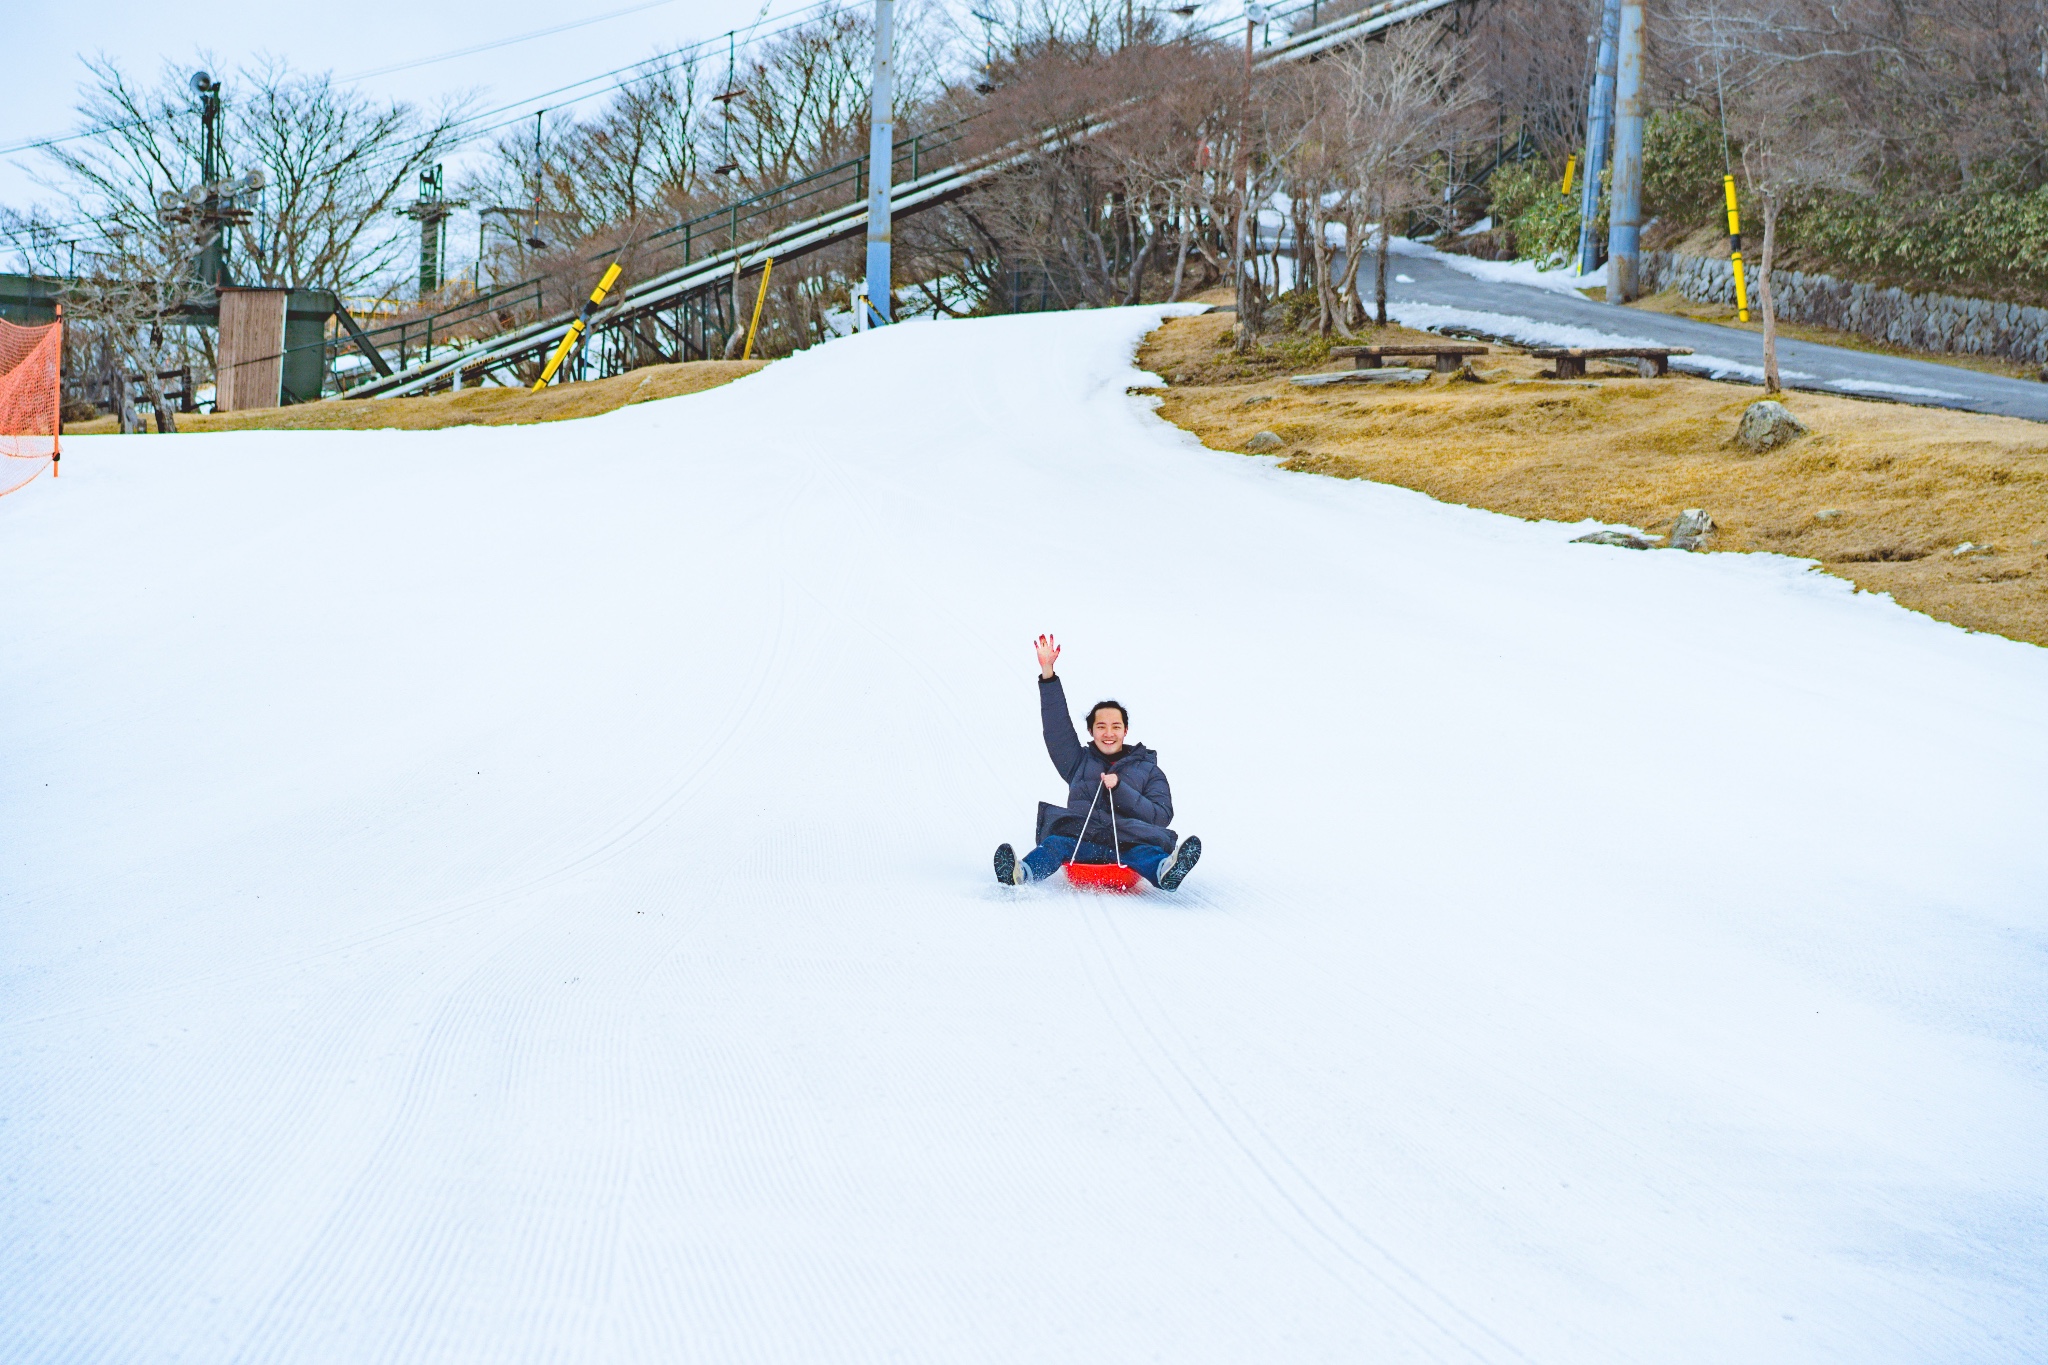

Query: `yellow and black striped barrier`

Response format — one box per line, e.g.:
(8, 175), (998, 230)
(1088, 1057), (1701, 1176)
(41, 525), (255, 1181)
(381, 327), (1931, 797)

(1723, 174), (1750, 323)
(531, 262), (624, 392)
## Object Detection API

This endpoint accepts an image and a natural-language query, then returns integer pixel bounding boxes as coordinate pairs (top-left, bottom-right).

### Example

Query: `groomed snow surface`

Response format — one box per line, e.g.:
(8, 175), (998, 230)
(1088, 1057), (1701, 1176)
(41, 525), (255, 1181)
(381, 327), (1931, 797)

(5, 306), (2046, 1363)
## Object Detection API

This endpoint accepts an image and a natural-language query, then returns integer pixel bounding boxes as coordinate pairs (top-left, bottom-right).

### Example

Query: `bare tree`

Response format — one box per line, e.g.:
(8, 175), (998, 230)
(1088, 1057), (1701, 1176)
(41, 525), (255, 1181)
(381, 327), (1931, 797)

(1667, 1), (1874, 391)
(468, 53), (707, 257)
(228, 61), (472, 291)
(41, 55), (469, 295)
(4, 206), (204, 432)
(564, 57), (703, 223)
(1319, 25), (1481, 328)
(725, 11), (877, 189)
(452, 4), (961, 358)
(1467, 0), (1600, 164)
(964, 27), (1233, 313)
(460, 53), (711, 333)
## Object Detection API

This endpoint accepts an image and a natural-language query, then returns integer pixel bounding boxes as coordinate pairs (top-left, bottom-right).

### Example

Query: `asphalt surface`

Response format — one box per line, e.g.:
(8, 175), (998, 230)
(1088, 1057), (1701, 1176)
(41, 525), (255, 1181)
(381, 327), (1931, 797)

(1381, 249), (2048, 422)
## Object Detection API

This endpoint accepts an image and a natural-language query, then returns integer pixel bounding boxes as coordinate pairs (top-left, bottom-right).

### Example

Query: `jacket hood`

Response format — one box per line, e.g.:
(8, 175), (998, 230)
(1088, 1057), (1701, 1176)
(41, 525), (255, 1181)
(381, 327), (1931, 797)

(1091, 742), (1154, 764)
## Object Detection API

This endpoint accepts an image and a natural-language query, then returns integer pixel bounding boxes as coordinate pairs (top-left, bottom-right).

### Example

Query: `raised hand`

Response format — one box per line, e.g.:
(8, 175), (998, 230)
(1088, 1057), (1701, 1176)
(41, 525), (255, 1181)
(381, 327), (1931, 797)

(1035, 633), (1061, 679)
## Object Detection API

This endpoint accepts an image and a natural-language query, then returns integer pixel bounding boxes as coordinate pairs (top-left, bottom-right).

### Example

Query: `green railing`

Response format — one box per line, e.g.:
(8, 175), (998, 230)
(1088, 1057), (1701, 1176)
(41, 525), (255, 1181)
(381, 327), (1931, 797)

(635, 121), (971, 271)
(326, 277), (547, 392)
(324, 117), (977, 395)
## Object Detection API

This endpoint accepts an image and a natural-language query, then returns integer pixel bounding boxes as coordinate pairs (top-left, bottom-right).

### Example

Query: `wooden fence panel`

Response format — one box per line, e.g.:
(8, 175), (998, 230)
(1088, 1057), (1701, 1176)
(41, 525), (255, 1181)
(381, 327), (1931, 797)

(217, 288), (287, 411)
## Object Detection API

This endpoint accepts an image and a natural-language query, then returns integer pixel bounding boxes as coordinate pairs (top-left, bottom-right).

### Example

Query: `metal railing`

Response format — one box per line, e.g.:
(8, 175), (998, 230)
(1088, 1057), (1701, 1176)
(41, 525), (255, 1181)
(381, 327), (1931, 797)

(325, 278), (548, 392)
(638, 121), (970, 271)
(343, 138), (1013, 399)
(322, 120), (974, 397)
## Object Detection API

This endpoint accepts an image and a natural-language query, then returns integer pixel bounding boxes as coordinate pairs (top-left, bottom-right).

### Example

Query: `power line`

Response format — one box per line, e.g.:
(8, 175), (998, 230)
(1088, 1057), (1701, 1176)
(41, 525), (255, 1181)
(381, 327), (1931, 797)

(301, 0), (864, 199)
(431, 0), (856, 149)
(0, 0), (849, 163)
(0, 0), (868, 266)
(337, 0), (688, 82)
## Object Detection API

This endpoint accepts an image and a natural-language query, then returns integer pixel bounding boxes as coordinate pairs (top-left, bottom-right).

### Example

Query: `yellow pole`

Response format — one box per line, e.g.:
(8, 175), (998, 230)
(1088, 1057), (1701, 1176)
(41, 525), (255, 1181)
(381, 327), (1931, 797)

(1560, 155), (1577, 197)
(741, 256), (775, 361)
(1723, 174), (1751, 323)
(531, 262), (624, 392)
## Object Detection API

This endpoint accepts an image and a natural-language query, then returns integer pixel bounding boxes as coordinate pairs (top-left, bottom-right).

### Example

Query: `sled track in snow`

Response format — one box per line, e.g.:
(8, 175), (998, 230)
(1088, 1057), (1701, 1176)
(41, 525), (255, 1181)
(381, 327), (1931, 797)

(1069, 890), (1533, 1363)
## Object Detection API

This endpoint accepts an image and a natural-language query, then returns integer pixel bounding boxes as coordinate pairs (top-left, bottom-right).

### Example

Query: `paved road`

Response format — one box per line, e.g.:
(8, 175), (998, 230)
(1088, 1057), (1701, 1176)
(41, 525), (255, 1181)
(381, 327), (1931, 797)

(1381, 249), (2048, 422)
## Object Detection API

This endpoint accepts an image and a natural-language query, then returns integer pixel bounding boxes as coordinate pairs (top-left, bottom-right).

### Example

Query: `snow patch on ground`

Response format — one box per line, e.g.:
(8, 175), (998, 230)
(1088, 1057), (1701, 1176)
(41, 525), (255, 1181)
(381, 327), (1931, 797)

(1828, 376), (1968, 400)
(1387, 301), (1660, 351)
(1386, 301), (1829, 383)
(1391, 235), (1607, 294)
(1678, 352), (1821, 384)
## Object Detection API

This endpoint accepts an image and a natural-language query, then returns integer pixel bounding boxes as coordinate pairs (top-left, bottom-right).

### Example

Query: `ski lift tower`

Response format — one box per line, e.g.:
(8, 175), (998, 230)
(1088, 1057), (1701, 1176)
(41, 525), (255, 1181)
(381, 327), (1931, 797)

(398, 166), (469, 298)
(163, 72), (254, 292)
(969, 8), (998, 91)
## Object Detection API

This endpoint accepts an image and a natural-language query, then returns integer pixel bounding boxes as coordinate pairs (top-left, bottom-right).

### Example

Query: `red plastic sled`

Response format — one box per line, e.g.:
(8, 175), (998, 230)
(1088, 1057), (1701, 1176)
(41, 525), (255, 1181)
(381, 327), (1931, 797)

(1064, 861), (1142, 892)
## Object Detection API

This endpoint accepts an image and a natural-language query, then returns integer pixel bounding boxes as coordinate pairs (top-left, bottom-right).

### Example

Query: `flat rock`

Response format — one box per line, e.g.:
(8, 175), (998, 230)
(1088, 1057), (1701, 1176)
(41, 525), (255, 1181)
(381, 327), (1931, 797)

(1290, 368), (1430, 387)
(1572, 529), (1653, 550)
(1735, 400), (1809, 452)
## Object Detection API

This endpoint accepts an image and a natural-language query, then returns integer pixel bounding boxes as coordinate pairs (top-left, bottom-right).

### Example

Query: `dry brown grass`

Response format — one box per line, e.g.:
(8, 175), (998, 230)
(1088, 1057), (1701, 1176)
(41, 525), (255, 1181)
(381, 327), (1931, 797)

(68, 360), (770, 436)
(1143, 310), (2048, 647)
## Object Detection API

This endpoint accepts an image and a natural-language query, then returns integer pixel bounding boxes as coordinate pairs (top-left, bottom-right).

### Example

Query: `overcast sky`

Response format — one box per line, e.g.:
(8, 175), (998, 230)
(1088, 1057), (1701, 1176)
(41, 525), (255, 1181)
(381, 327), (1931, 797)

(0, 0), (889, 214)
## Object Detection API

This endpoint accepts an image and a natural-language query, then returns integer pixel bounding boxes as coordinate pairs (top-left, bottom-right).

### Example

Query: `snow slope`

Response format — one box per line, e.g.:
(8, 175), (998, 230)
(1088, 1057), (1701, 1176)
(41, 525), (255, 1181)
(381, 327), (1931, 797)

(4, 307), (2046, 1364)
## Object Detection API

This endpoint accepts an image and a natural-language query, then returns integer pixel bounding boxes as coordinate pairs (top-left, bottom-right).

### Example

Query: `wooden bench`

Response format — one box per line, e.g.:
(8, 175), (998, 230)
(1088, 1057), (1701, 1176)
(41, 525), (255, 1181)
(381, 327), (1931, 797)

(1530, 346), (1692, 378)
(1330, 342), (1490, 374)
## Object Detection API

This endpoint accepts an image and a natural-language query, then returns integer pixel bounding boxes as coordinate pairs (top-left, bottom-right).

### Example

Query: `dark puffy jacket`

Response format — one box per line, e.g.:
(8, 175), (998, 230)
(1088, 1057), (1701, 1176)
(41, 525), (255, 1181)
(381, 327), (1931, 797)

(1035, 675), (1177, 853)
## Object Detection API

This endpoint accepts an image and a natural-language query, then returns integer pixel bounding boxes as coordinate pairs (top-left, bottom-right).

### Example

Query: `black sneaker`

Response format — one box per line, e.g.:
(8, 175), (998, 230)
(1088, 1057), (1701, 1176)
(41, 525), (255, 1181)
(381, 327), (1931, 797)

(994, 843), (1023, 886)
(1157, 837), (1201, 891)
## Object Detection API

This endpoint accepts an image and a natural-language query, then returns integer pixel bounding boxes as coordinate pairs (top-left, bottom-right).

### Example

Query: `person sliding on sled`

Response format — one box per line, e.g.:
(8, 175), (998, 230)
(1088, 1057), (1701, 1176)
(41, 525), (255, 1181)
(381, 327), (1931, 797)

(994, 634), (1202, 890)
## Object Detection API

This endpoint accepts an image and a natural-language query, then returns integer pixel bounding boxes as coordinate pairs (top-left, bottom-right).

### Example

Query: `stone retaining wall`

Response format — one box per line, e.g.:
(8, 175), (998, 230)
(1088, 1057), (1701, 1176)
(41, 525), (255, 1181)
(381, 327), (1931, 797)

(1640, 251), (2048, 367)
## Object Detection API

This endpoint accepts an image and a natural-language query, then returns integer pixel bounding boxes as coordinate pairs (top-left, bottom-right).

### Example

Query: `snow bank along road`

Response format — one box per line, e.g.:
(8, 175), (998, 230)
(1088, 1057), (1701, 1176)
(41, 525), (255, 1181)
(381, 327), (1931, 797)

(4, 306), (2045, 1363)
(1383, 243), (2048, 421)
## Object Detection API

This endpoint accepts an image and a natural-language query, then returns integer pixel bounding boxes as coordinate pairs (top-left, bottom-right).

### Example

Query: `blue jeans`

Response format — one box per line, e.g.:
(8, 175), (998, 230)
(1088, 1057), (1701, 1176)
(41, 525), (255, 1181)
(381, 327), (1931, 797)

(1022, 836), (1169, 887)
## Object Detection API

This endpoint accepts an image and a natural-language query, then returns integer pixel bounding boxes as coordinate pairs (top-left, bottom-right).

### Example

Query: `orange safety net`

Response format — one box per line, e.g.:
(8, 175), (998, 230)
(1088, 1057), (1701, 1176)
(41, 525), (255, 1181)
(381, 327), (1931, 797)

(0, 316), (61, 497)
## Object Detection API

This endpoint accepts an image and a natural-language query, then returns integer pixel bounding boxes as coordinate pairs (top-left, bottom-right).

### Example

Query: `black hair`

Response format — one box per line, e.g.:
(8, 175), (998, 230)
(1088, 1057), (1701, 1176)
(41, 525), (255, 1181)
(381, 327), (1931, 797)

(1086, 700), (1129, 730)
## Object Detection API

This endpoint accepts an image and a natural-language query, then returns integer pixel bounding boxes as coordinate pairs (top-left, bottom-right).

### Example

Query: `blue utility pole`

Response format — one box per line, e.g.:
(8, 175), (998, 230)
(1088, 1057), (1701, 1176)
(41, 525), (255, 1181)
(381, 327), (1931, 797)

(1606, 0), (1646, 301)
(1574, 0), (1621, 276)
(865, 0), (895, 324)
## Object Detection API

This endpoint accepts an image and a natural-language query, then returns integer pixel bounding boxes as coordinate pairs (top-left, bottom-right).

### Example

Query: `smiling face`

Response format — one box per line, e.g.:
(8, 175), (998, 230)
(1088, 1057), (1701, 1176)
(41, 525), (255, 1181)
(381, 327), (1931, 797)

(1089, 710), (1127, 754)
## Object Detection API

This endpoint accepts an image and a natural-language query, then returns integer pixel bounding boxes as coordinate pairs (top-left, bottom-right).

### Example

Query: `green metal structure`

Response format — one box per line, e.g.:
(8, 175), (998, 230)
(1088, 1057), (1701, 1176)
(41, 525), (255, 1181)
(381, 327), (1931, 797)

(0, 273), (335, 407)
(0, 274), (63, 327)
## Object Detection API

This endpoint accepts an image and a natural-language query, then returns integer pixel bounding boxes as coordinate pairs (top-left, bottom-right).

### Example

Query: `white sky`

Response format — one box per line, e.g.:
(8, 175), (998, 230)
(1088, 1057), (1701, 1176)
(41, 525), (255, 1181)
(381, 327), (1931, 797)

(0, 0), (886, 218)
